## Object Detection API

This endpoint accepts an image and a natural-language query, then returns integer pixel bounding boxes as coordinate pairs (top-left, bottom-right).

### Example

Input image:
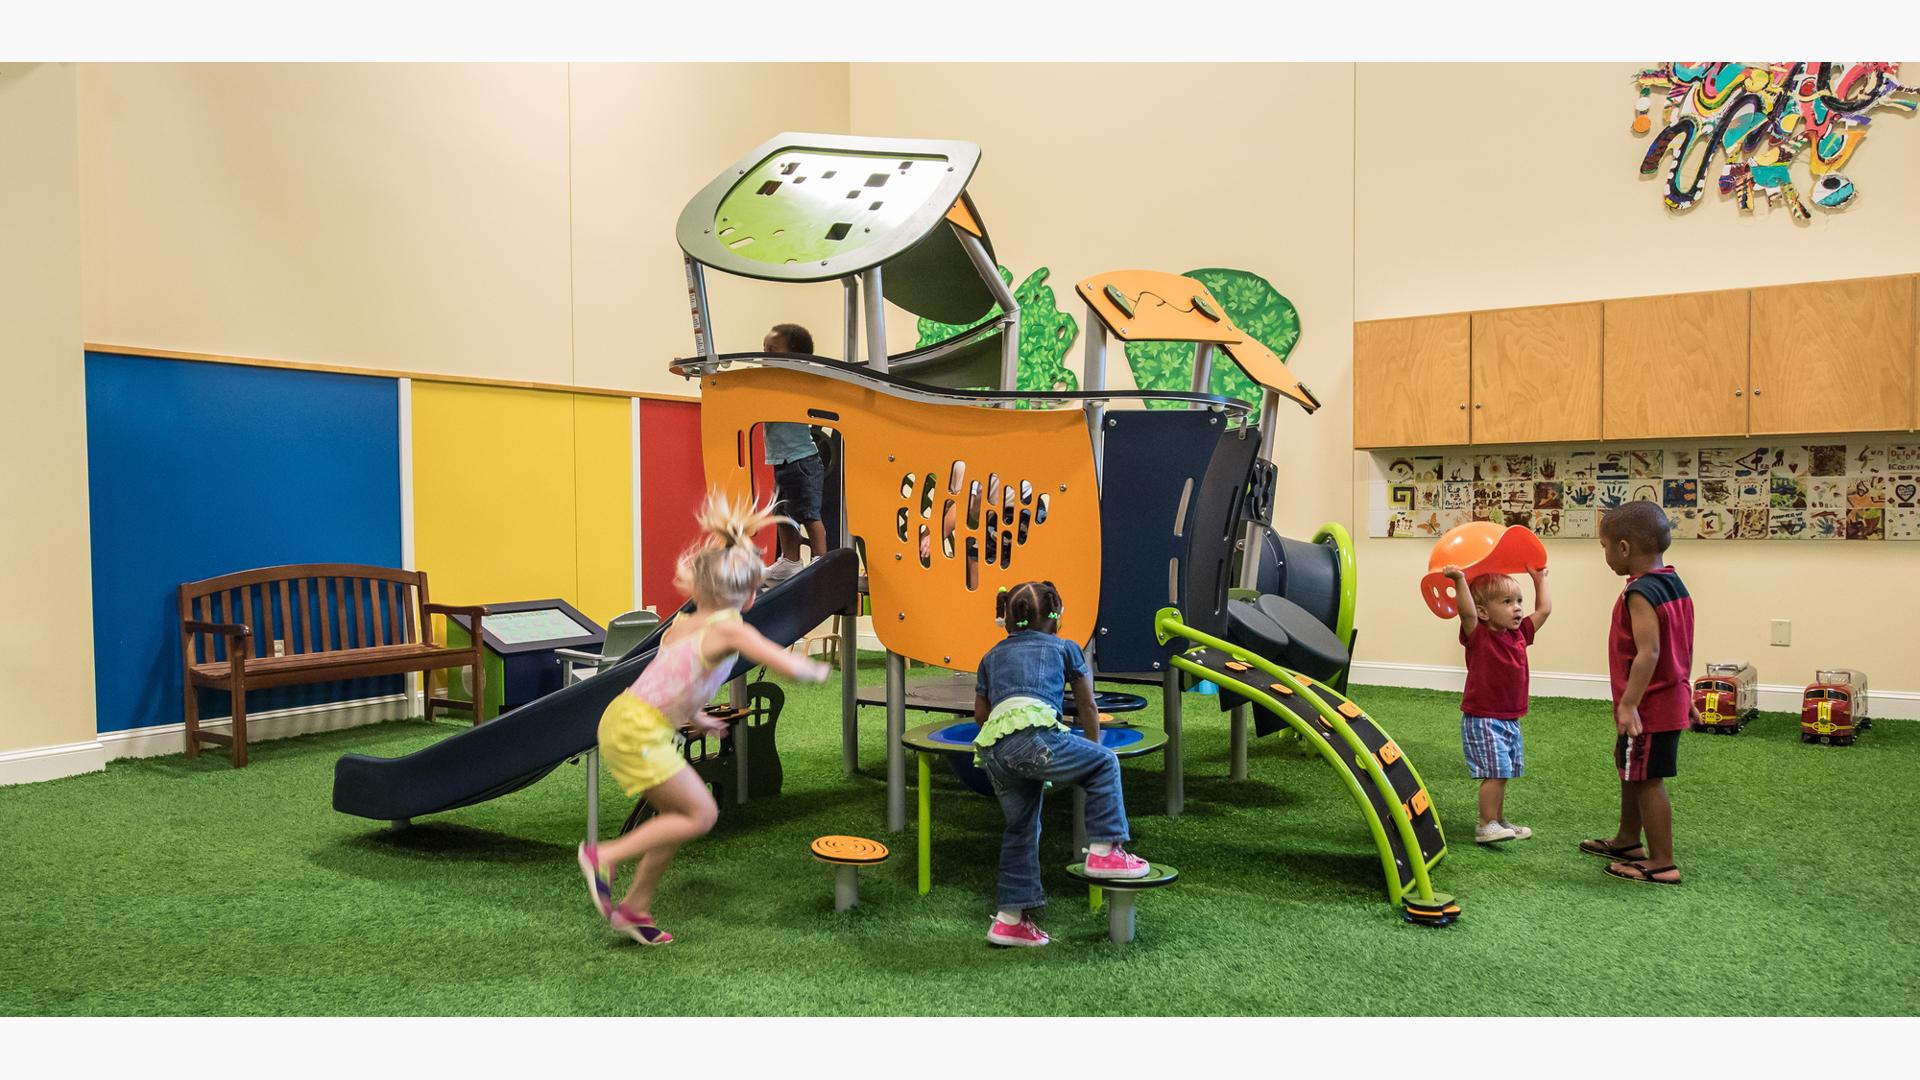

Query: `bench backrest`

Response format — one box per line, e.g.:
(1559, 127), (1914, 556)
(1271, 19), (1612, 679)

(179, 564), (433, 666)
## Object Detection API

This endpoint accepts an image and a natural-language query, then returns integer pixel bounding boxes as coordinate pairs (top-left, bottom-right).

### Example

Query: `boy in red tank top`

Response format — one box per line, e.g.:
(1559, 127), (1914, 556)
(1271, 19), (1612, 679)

(1581, 500), (1698, 886)
(1441, 561), (1551, 845)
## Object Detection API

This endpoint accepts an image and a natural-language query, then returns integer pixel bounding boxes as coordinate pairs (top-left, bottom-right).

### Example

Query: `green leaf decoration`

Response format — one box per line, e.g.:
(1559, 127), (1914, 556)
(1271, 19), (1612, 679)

(915, 264), (1080, 405)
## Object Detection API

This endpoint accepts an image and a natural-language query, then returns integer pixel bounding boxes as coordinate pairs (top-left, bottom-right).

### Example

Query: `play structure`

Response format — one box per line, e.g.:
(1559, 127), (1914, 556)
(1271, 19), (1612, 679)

(330, 551), (856, 826)
(1692, 661), (1759, 734)
(1802, 668), (1871, 745)
(668, 131), (1456, 924)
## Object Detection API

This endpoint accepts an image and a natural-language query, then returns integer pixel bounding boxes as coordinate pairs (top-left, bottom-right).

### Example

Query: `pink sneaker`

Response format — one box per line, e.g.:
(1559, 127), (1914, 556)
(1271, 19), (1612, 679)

(1083, 845), (1151, 879)
(611, 906), (673, 945)
(577, 842), (613, 919)
(986, 916), (1050, 947)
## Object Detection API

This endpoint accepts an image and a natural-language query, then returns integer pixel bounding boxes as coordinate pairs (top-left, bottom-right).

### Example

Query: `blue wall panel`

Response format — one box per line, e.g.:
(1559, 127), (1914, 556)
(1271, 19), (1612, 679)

(85, 353), (403, 734)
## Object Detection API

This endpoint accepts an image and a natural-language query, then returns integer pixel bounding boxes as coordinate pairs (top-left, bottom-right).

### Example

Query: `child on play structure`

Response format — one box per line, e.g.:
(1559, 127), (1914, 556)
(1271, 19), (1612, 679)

(760, 323), (829, 586)
(1582, 499), (1696, 887)
(1440, 558), (1551, 844)
(576, 491), (831, 944)
(972, 580), (1151, 947)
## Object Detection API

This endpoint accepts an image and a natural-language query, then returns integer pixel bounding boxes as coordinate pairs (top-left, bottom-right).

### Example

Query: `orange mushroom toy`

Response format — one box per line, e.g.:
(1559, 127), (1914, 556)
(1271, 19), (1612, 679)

(1419, 522), (1548, 618)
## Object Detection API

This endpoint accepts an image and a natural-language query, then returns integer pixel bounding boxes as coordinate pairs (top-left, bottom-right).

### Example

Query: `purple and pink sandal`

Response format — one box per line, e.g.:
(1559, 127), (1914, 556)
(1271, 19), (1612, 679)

(611, 905), (673, 945)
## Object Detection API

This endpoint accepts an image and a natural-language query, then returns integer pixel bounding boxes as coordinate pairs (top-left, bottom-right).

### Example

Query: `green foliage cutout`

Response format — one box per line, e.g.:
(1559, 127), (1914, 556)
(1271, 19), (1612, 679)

(1123, 268), (1303, 410)
(915, 265), (1080, 396)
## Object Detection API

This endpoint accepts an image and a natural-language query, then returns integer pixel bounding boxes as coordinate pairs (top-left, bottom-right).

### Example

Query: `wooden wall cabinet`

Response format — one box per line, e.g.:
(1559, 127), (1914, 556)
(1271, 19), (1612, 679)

(1353, 314), (1470, 448)
(1603, 289), (1750, 440)
(1354, 275), (1919, 450)
(1749, 276), (1915, 435)
(1470, 302), (1602, 444)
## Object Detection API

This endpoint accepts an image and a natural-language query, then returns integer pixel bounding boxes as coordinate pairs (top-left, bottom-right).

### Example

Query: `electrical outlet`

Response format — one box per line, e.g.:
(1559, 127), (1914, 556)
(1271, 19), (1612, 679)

(1770, 620), (1791, 647)
(272, 638), (287, 657)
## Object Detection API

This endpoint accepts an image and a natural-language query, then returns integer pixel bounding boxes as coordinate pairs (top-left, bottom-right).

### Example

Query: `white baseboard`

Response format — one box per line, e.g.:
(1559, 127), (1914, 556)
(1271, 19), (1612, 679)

(97, 693), (416, 761)
(0, 738), (109, 787)
(1349, 661), (1920, 720)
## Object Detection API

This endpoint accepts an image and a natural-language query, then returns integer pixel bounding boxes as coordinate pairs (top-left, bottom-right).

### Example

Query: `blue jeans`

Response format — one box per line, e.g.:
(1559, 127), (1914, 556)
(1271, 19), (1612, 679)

(977, 726), (1131, 911)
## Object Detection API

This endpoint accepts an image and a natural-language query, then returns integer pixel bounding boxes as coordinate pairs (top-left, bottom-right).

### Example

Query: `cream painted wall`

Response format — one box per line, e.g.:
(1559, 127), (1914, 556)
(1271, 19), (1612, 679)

(569, 64), (850, 392)
(79, 64), (576, 384)
(77, 63), (852, 397)
(851, 63), (1357, 544)
(0, 64), (98, 755)
(1354, 63), (1920, 691)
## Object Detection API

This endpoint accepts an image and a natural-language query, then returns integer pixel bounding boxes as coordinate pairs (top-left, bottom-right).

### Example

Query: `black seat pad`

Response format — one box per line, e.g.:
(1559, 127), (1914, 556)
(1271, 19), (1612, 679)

(1226, 593), (1349, 684)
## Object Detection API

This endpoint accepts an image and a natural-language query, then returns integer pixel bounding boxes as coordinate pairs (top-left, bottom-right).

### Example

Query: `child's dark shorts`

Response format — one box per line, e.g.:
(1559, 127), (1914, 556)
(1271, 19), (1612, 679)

(773, 453), (825, 524)
(1615, 729), (1680, 781)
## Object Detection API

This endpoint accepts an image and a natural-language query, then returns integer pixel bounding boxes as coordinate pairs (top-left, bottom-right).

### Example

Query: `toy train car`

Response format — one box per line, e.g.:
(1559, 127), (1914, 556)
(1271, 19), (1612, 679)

(1692, 661), (1758, 734)
(1801, 669), (1871, 746)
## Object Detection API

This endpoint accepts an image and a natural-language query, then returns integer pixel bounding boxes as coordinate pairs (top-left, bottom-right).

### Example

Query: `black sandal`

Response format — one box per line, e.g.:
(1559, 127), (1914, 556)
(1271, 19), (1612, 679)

(1579, 838), (1648, 861)
(1605, 860), (1682, 886)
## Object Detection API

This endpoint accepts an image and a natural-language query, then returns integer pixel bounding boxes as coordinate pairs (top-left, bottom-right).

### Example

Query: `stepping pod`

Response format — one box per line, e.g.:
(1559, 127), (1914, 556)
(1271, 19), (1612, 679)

(812, 835), (889, 911)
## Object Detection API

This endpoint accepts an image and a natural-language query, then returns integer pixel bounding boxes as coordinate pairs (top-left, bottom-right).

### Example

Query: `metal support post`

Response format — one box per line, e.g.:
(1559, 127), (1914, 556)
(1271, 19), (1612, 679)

(683, 256), (717, 364)
(1083, 310), (1109, 486)
(886, 650), (907, 831)
(834, 865), (859, 912)
(1163, 668), (1184, 818)
(956, 229), (1019, 394)
(842, 277), (860, 362)
(863, 269), (889, 373)
(729, 674), (749, 805)
(1191, 341), (1215, 399)
(1230, 707), (1249, 781)
(840, 612), (859, 776)
(1106, 890), (1137, 943)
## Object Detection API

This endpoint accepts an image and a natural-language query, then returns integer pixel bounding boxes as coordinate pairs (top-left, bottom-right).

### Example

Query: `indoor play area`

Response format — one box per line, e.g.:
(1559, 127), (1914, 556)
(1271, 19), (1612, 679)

(3, 46), (1919, 1039)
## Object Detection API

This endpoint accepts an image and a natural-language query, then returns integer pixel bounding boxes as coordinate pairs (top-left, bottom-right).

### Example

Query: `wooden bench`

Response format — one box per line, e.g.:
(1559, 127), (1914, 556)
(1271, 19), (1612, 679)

(178, 564), (486, 767)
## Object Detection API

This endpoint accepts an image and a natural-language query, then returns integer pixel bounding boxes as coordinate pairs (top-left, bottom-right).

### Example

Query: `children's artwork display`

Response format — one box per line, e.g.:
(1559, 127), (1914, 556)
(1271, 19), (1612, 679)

(1369, 439), (1920, 541)
(1633, 62), (1917, 220)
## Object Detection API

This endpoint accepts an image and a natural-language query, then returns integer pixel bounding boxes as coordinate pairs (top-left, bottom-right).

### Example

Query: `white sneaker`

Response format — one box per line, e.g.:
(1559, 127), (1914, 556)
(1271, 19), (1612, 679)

(1500, 820), (1533, 840)
(1475, 821), (1518, 844)
(762, 557), (803, 586)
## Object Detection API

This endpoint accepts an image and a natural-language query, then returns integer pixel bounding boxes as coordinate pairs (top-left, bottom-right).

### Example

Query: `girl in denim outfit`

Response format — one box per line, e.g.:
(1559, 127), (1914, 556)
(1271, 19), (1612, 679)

(973, 581), (1151, 947)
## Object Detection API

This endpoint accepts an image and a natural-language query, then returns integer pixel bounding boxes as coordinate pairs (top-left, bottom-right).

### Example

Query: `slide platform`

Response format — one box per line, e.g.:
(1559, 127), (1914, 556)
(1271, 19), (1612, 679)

(331, 550), (857, 823)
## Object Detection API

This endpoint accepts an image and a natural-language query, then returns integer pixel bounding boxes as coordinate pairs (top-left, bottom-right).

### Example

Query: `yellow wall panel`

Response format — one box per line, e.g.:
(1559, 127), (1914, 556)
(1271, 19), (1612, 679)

(572, 394), (636, 624)
(411, 382), (580, 632)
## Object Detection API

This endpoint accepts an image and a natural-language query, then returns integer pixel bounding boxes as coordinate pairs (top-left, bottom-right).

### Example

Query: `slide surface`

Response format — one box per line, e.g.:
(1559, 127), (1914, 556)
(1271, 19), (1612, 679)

(331, 550), (857, 822)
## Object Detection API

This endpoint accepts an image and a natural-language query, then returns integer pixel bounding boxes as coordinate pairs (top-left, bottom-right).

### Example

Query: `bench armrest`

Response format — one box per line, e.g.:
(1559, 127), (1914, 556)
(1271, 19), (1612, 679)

(422, 603), (488, 621)
(184, 620), (251, 638)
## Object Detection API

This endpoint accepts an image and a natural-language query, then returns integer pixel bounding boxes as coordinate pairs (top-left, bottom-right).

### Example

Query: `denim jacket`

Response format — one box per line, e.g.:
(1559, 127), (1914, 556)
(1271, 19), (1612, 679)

(975, 631), (1088, 715)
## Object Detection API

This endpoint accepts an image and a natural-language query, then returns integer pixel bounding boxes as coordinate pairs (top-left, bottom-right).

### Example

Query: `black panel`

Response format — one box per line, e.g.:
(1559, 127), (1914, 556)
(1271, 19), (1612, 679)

(1274, 531), (1342, 632)
(1091, 410), (1230, 672)
(1181, 427), (1260, 646)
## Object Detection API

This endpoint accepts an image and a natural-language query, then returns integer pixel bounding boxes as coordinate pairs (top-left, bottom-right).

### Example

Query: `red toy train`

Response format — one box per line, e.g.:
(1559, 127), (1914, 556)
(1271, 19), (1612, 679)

(1801, 669), (1871, 746)
(1692, 662), (1758, 735)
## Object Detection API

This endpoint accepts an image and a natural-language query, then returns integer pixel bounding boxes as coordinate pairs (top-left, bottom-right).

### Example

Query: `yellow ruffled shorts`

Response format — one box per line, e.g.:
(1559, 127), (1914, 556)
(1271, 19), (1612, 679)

(598, 692), (688, 796)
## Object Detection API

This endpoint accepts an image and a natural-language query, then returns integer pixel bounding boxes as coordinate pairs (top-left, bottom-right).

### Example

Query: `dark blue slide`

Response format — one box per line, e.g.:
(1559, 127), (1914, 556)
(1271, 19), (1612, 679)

(331, 549), (858, 823)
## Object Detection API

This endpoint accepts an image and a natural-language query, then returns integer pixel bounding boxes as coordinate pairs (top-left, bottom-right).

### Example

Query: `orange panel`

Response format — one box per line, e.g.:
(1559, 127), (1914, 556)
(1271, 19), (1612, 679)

(696, 366), (1102, 671)
(1078, 269), (1319, 412)
(1077, 270), (1243, 345)
(943, 194), (984, 239)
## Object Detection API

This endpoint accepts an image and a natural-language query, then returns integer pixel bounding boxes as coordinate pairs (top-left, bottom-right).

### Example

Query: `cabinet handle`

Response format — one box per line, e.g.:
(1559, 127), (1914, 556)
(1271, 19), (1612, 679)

(1474, 402), (1483, 409)
(1458, 403), (1467, 410)
(1734, 389), (1743, 397)
(1753, 388), (1763, 397)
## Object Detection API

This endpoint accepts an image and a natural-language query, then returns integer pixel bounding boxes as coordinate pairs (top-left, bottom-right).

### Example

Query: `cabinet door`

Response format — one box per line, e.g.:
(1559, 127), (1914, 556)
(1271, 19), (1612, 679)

(1352, 314), (1471, 448)
(1603, 290), (1750, 440)
(1470, 302), (1602, 443)
(1750, 276), (1915, 435)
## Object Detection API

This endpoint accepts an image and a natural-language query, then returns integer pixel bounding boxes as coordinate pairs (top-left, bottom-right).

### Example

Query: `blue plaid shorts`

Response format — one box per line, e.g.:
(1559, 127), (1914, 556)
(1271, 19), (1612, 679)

(1461, 714), (1525, 779)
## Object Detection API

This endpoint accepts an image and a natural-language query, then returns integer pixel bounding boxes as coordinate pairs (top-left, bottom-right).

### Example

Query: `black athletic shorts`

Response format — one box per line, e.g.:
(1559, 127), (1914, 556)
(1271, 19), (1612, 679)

(1615, 729), (1680, 782)
(773, 453), (825, 524)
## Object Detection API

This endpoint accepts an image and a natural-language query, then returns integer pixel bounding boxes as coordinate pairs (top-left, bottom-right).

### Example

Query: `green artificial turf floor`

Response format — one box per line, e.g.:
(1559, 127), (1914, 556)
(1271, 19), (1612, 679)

(2, 657), (1914, 1016)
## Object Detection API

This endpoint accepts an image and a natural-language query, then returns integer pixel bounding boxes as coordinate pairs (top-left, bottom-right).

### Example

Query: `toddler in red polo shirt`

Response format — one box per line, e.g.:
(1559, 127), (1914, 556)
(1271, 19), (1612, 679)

(1580, 500), (1697, 887)
(1441, 561), (1551, 844)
